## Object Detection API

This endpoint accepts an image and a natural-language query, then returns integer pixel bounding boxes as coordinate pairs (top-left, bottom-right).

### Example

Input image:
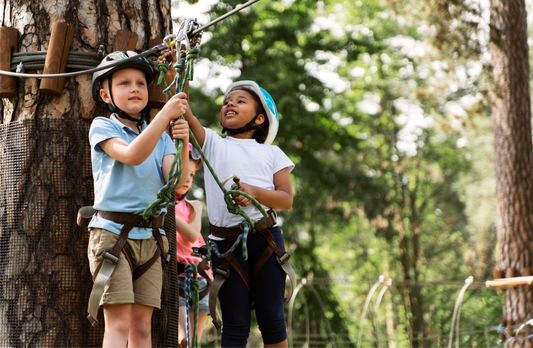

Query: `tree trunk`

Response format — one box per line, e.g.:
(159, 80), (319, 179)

(489, 0), (533, 345)
(0, 0), (174, 346)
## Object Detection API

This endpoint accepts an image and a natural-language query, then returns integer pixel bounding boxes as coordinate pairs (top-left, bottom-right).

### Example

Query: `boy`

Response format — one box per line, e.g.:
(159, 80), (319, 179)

(87, 50), (190, 347)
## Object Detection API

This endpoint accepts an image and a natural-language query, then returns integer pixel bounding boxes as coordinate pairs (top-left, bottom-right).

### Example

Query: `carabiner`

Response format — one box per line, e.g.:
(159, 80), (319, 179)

(175, 18), (203, 50)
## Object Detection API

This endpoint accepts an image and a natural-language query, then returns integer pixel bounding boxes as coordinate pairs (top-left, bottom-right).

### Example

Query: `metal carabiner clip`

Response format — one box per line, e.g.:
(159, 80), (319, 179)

(163, 34), (177, 48)
(175, 18), (203, 50)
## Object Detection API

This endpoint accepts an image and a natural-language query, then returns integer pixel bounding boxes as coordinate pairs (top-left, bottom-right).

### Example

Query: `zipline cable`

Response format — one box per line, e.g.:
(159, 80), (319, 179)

(190, 0), (260, 36)
(0, 0), (262, 79)
(0, 44), (166, 79)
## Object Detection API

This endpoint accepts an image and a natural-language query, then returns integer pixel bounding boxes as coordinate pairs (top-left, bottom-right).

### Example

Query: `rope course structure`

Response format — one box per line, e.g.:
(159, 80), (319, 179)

(282, 275), (527, 348)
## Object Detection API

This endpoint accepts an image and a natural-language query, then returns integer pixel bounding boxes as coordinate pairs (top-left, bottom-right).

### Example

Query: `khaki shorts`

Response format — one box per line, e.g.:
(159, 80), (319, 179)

(88, 228), (169, 309)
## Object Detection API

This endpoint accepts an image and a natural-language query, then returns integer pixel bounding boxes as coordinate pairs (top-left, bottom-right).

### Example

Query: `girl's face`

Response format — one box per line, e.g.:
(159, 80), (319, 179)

(99, 68), (148, 118)
(176, 157), (198, 195)
(220, 90), (264, 133)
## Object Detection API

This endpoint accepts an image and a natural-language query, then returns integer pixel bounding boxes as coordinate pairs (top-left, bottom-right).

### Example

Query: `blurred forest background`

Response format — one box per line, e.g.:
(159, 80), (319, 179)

(174, 0), (514, 346)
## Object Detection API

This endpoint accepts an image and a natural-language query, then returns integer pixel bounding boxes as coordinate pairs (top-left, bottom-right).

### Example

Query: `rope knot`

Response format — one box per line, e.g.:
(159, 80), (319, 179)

(156, 61), (170, 86)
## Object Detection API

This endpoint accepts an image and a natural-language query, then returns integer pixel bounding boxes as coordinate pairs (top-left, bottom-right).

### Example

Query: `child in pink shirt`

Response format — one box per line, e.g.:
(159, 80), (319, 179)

(175, 144), (212, 347)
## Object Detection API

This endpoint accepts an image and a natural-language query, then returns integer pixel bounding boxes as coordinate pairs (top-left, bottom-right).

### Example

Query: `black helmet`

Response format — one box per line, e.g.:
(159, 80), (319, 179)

(91, 51), (155, 103)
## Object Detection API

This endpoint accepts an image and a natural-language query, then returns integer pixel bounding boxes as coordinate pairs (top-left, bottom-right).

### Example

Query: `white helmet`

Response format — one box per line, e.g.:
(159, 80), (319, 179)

(224, 80), (279, 145)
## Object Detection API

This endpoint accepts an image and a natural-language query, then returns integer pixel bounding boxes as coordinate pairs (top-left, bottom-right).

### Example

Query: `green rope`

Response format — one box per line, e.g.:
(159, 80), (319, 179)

(156, 61), (173, 98)
(142, 53), (192, 221)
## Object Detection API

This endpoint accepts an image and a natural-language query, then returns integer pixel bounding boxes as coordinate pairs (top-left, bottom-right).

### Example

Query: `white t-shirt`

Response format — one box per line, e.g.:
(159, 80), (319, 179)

(193, 128), (294, 232)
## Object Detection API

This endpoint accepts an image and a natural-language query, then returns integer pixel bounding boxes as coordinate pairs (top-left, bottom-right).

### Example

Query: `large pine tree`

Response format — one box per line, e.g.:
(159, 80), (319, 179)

(0, 0), (174, 346)
(490, 0), (533, 340)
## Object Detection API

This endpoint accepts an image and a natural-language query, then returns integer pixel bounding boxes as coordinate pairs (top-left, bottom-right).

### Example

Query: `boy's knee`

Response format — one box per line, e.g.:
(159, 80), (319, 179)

(106, 318), (130, 338)
(130, 315), (152, 337)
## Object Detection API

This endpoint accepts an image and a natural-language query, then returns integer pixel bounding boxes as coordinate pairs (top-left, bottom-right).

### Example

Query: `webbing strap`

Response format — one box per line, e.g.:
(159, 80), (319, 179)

(209, 242), (234, 330)
(256, 228), (297, 305)
(88, 257), (117, 325)
(209, 275), (225, 330)
(208, 218), (298, 330)
(87, 217), (139, 325)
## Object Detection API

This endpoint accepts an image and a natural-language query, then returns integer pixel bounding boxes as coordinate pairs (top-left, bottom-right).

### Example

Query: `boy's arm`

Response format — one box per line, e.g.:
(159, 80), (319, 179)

(175, 201), (203, 243)
(99, 93), (188, 166)
(162, 118), (190, 187)
(157, 48), (206, 147)
(231, 167), (293, 210)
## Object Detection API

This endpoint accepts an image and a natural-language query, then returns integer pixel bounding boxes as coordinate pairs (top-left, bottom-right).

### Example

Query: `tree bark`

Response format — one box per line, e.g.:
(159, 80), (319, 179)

(489, 0), (533, 345)
(0, 0), (173, 346)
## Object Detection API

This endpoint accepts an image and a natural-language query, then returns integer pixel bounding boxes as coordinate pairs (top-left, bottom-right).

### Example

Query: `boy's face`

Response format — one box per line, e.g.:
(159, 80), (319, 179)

(99, 68), (149, 118)
(220, 90), (264, 131)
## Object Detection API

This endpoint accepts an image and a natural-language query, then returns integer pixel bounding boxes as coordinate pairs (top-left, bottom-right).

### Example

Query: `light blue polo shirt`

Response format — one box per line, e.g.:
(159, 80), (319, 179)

(88, 114), (176, 239)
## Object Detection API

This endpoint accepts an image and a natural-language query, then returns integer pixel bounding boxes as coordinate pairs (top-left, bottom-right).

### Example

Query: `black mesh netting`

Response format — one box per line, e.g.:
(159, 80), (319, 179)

(0, 119), (180, 347)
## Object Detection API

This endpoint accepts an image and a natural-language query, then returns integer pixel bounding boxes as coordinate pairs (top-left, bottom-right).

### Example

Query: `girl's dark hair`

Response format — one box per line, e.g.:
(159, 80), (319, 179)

(230, 86), (269, 144)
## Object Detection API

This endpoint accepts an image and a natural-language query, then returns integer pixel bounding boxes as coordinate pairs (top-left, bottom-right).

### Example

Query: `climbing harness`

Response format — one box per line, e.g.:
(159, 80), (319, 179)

(207, 210), (297, 329)
(77, 208), (169, 326)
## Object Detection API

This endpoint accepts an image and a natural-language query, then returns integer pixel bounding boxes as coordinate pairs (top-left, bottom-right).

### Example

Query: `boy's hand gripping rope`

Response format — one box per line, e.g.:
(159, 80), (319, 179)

(142, 48), (198, 221)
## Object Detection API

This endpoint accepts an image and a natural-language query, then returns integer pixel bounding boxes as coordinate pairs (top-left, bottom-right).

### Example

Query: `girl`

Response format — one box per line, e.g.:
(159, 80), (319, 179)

(183, 80), (295, 347)
(175, 144), (212, 347)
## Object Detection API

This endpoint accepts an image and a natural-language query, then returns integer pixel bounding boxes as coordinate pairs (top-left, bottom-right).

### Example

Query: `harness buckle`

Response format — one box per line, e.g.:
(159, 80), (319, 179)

(102, 251), (120, 265)
(277, 252), (290, 265)
(192, 245), (209, 260)
(215, 267), (230, 279)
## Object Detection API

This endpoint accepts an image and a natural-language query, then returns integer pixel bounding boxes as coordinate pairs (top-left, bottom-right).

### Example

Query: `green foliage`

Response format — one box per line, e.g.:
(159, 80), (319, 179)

(179, 0), (501, 346)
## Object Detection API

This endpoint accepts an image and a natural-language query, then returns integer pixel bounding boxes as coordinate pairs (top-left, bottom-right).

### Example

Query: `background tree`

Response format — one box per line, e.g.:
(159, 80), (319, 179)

(490, 0), (533, 337)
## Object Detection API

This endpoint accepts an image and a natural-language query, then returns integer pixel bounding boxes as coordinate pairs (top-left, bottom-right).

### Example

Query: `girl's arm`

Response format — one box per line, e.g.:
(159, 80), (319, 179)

(231, 167), (293, 210)
(182, 83), (206, 148)
(176, 200), (203, 243)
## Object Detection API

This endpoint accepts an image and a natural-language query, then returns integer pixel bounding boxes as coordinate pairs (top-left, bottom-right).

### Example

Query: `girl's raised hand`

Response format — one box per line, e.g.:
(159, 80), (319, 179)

(157, 48), (177, 65)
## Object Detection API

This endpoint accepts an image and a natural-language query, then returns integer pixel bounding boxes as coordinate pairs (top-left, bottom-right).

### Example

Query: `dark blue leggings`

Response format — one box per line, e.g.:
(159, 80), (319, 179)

(211, 226), (288, 347)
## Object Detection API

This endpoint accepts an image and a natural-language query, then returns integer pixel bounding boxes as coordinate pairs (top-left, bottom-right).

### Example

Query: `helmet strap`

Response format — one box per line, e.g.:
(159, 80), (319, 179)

(221, 113), (262, 136)
(175, 190), (189, 202)
(107, 76), (145, 134)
